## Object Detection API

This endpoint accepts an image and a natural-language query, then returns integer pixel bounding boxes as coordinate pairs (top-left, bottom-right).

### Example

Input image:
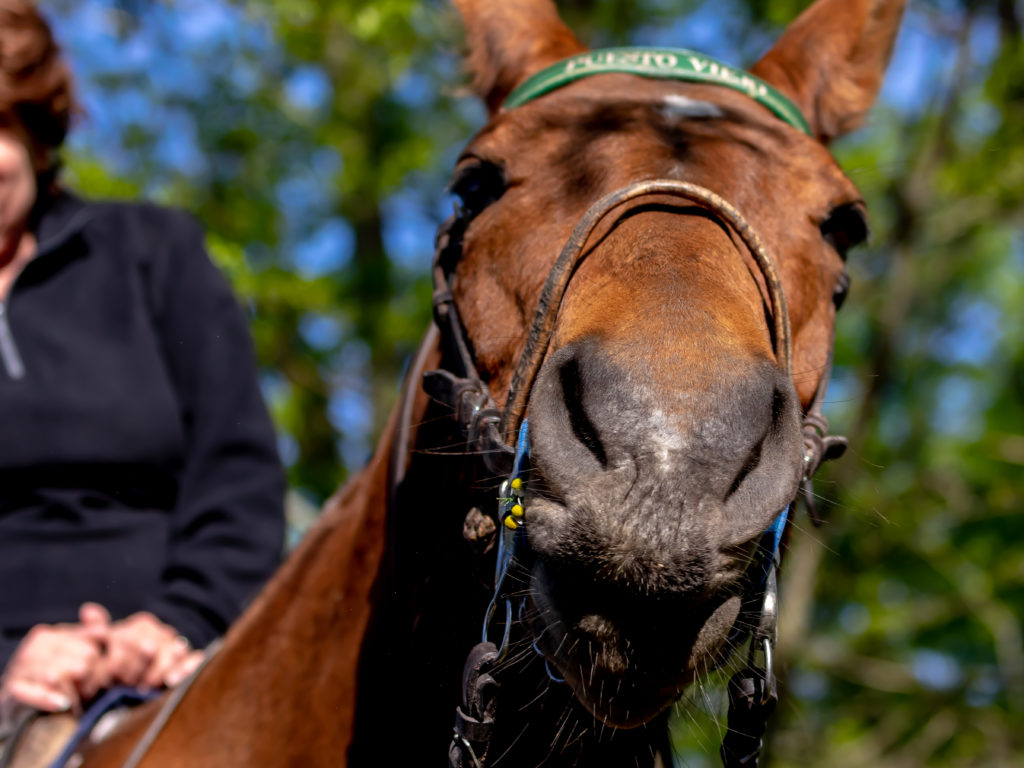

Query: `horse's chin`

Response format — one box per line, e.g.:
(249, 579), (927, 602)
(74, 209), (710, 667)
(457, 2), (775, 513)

(574, 680), (682, 729)
(529, 590), (742, 729)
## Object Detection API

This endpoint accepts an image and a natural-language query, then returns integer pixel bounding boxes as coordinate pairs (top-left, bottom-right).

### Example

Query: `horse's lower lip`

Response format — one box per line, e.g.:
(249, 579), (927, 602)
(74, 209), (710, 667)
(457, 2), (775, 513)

(528, 601), (691, 728)
(541, 649), (686, 728)
(592, 688), (682, 728)
(527, 577), (744, 727)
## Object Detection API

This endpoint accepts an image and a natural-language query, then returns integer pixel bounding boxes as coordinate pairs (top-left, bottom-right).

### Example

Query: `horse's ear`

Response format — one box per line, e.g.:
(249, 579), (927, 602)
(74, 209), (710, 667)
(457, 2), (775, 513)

(454, 0), (586, 114)
(750, 0), (906, 143)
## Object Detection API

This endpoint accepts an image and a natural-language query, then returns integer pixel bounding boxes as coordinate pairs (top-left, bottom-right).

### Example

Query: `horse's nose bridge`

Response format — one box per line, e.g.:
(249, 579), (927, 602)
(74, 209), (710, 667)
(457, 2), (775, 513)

(530, 336), (788, 487)
(549, 204), (778, 371)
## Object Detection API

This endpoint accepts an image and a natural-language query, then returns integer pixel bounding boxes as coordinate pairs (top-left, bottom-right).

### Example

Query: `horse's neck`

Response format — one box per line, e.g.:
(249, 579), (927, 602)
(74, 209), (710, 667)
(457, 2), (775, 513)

(225, 436), (394, 706)
(78, 433), (396, 768)
(88, 421), (399, 767)
(126, 333), (452, 767)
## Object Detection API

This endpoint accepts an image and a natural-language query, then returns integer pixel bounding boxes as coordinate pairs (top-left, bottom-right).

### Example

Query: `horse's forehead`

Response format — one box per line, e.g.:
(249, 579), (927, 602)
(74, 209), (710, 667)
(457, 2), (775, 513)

(468, 77), (852, 200)
(464, 92), (860, 263)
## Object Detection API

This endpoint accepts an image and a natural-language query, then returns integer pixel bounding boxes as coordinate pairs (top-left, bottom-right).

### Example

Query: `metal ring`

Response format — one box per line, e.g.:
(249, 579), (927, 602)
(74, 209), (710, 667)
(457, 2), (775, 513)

(482, 598), (513, 660)
(760, 637), (773, 706)
(452, 731), (485, 768)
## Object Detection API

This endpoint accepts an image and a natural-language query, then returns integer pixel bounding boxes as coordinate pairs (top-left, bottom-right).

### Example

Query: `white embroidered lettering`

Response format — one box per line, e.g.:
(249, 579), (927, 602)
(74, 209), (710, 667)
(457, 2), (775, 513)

(688, 56), (708, 73)
(566, 55), (595, 73)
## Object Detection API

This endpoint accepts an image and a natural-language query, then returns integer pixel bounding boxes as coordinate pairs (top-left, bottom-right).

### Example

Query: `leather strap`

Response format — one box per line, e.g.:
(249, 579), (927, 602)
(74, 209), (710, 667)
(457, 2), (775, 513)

(800, 347), (848, 525)
(449, 643), (500, 768)
(0, 707), (37, 768)
(117, 639), (223, 768)
(46, 688), (160, 768)
(720, 668), (778, 767)
(427, 215), (515, 477)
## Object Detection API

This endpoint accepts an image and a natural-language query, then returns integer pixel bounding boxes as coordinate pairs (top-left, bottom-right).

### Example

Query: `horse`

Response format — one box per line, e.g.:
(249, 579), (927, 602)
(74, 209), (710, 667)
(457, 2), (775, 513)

(60, 0), (906, 765)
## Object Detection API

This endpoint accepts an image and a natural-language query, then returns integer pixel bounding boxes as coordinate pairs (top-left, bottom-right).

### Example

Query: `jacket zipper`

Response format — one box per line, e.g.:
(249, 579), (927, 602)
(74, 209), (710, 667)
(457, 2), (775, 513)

(0, 208), (95, 381)
(0, 298), (25, 380)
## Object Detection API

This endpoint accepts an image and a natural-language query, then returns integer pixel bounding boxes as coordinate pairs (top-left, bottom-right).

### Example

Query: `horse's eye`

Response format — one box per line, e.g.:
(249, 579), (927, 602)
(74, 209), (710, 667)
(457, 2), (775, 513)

(821, 203), (869, 259)
(450, 162), (506, 220)
(833, 269), (851, 310)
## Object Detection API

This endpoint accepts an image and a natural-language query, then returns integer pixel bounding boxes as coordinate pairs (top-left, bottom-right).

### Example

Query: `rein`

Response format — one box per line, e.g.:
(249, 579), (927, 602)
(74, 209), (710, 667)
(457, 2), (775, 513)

(391, 46), (848, 768)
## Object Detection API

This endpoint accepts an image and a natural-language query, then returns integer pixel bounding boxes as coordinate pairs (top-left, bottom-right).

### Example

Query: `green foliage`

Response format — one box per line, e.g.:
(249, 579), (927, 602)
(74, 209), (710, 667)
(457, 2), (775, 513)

(762, 5), (1024, 765)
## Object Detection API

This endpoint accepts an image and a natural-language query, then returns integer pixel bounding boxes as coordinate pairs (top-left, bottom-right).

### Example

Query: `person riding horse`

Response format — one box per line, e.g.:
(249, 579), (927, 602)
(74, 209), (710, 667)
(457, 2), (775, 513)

(0, 0), (284, 728)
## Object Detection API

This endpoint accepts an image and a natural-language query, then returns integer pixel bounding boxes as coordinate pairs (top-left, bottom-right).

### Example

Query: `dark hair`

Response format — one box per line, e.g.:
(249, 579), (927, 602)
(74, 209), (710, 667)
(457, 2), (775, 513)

(0, 0), (75, 166)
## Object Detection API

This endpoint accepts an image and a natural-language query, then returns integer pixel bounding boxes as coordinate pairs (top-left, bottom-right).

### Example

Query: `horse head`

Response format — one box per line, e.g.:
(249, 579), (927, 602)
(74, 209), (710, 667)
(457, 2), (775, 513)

(445, 0), (904, 729)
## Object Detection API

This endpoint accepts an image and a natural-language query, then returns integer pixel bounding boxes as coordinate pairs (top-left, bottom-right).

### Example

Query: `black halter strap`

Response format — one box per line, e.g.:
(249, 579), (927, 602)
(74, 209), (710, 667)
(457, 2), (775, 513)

(800, 345), (849, 524)
(423, 215), (516, 478)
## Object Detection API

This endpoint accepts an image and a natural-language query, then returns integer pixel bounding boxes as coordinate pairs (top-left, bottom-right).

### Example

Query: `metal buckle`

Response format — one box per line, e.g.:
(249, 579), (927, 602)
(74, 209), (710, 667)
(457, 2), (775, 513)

(451, 731), (485, 768)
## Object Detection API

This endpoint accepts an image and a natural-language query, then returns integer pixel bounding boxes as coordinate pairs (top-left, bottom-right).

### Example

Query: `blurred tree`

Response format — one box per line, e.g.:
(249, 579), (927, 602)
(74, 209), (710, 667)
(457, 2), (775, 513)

(765, 1), (1024, 765)
(42, 0), (1023, 765)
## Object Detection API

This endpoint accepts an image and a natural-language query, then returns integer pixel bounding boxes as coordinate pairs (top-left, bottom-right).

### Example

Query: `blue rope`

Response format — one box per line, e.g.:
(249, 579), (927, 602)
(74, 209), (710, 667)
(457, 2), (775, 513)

(767, 505), (789, 557)
(512, 418), (530, 474)
(46, 687), (161, 768)
(510, 419), (531, 546)
(757, 505), (789, 588)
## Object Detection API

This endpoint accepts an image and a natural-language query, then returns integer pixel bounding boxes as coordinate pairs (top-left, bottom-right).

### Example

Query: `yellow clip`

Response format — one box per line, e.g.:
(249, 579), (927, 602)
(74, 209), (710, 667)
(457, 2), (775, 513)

(510, 504), (524, 519)
(503, 516), (519, 530)
(511, 478), (523, 491)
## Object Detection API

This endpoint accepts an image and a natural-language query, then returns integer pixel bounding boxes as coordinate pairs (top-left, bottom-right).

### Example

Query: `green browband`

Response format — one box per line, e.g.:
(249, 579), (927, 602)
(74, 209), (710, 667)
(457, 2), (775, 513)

(502, 46), (811, 136)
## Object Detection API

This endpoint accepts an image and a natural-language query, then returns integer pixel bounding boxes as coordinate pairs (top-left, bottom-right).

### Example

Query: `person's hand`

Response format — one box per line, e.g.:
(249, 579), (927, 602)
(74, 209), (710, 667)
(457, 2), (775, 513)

(0, 605), (206, 718)
(0, 604), (110, 716)
(106, 611), (203, 690)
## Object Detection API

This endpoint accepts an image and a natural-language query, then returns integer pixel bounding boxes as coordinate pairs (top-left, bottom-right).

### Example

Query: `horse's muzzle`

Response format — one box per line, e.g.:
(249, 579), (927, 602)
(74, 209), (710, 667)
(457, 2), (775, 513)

(517, 335), (801, 721)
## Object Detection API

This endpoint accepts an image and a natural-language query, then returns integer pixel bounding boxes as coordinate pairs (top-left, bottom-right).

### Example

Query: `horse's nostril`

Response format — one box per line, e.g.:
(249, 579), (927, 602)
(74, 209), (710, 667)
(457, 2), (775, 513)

(724, 384), (792, 502)
(724, 434), (764, 501)
(770, 385), (787, 430)
(559, 356), (608, 468)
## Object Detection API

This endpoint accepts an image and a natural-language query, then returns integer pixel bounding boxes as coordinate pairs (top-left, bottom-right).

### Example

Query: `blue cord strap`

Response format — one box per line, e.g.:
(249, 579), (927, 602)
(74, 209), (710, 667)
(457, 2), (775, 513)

(46, 687), (161, 768)
(758, 505), (789, 587)
(513, 419), (531, 471)
(482, 419), (531, 658)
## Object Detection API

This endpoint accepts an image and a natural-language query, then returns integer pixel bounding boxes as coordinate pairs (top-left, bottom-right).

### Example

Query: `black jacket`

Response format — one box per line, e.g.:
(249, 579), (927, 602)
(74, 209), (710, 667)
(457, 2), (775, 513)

(0, 192), (285, 667)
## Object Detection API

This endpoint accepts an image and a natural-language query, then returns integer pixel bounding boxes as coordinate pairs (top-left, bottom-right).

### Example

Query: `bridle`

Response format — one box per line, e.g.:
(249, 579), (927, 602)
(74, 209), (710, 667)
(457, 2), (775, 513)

(433, 180), (837, 768)
(388, 46), (849, 768)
